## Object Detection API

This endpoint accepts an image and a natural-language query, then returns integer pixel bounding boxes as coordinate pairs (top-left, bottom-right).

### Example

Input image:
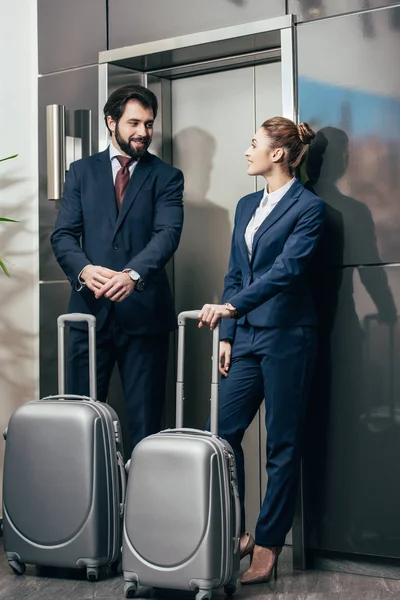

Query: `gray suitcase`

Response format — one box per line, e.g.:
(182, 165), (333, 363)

(2, 313), (126, 581)
(122, 310), (240, 600)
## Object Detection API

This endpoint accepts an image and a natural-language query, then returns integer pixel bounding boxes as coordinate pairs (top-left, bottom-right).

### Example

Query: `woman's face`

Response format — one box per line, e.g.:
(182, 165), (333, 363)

(245, 128), (283, 177)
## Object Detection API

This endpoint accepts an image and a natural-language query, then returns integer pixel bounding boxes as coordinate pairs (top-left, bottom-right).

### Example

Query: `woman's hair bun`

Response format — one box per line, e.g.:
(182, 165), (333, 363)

(297, 122), (315, 145)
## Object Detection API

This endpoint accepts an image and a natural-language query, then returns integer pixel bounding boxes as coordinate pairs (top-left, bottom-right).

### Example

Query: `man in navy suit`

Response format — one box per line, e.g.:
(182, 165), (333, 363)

(51, 84), (184, 452)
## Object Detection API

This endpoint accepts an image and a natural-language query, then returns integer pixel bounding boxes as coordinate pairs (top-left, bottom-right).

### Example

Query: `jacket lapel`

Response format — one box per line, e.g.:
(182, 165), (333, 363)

(114, 152), (154, 236)
(251, 179), (305, 259)
(95, 149), (118, 228)
(237, 190), (263, 267)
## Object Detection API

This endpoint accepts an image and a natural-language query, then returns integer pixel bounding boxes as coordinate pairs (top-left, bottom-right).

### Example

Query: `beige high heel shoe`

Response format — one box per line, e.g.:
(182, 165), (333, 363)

(239, 532), (255, 560)
(240, 544), (282, 585)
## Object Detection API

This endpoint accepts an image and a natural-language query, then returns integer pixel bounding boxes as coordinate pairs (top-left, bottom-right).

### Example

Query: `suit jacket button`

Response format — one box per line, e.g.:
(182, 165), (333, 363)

(113, 244), (119, 250)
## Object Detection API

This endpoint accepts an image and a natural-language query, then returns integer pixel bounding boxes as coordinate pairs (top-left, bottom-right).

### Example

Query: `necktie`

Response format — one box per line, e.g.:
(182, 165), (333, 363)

(114, 155), (133, 209)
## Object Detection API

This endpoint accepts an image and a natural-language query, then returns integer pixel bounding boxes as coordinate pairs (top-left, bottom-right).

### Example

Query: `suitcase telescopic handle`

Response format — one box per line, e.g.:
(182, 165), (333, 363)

(176, 310), (220, 435)
(57, 313), (97, 400)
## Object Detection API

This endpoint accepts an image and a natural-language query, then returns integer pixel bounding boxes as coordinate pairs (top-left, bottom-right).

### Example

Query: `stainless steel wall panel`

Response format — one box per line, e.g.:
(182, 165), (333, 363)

(289, 0), (400, 22)
(39, 66), (99, 282)
(108, 0), (285, 49)
(305, 263), (399, 557)
(297, 6), (400, 561)
(38, 0), (107, 74)
(297, 6), (400, 266)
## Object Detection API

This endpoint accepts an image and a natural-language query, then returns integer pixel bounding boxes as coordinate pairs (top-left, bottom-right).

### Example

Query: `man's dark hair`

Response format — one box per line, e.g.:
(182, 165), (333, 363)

(103, 84), (158, 132)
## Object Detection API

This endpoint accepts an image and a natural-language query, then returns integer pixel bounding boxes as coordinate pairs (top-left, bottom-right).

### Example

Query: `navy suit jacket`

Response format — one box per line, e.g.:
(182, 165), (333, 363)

(220, 179), (325, 341)
(51, 148), (184, 334)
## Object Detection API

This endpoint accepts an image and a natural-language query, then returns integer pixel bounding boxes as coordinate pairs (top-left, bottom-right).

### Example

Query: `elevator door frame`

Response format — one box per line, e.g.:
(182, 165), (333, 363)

(98, 15), (297, 149)
(97, 13), (306, 570)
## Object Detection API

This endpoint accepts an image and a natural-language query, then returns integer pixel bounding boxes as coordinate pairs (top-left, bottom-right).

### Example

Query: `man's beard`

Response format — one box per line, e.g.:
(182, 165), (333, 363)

(115, 123), (151, 160)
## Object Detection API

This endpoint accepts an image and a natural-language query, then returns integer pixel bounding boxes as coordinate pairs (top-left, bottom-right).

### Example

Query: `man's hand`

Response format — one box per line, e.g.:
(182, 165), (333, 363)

(219, 340), (232, 377)
(198, 303), (232, 330)
(81, 265), (118, 293)
(95, 272), (135, 302)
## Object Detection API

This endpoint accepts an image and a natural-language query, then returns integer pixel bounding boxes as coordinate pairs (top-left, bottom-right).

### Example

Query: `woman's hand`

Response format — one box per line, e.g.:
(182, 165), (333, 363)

(198, 303), (232, 330)
(219, 340), (232, 377)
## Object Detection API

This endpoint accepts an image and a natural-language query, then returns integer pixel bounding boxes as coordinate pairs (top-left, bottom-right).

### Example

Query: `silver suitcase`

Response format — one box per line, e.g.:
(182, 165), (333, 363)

(123, 310), (240, 600)
(2, 313), (126, 581)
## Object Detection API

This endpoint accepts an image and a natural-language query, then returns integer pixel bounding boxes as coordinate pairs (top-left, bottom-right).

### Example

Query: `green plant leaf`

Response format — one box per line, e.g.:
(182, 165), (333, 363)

(0, 154), (18, 163)
(0, 217), (18, 223)
(0, 257), (11, 277)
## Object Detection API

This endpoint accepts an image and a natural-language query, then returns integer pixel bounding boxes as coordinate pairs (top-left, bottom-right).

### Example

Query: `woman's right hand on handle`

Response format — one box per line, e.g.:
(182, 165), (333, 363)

(220, 340), (232, 378)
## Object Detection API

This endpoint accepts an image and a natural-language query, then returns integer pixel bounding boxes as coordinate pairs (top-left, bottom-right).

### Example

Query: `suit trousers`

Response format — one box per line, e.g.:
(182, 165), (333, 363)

(216, 323), (317, 547)
(67, 307), (169, 453)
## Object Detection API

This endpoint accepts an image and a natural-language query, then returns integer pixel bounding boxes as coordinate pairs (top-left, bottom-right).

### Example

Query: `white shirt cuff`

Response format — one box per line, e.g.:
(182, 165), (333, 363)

(75, 268), (87, 292)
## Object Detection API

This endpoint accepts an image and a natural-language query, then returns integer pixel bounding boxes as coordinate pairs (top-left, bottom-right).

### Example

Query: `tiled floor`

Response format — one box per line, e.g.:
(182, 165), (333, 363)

(1, 542), (400, 600)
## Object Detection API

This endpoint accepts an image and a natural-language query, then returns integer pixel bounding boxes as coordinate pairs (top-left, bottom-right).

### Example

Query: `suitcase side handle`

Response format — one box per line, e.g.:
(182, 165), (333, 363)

(117, 450), (127, 517)
(39, 394), (95, 402)
(57, 313), (97, 400)
(176, 310), (220, 435)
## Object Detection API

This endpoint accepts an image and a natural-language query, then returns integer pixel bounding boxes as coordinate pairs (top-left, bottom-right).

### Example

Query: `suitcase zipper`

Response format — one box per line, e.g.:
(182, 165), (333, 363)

(221, 445), (240, 582)
(93, 403), (123, 564)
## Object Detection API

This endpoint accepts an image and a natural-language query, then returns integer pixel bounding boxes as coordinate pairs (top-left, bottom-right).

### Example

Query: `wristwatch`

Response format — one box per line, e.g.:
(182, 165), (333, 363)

(224, 302), (239, 319)
(126, 269), (145, 292)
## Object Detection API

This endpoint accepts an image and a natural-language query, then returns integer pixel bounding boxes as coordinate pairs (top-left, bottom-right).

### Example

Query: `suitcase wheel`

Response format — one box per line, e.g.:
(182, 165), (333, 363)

(196, 589), (212, 600)
(9, 560), (26, 576)
(86, 567), (100, 582)
(124, 582), (138, 598)
(224, 583), (237, 597)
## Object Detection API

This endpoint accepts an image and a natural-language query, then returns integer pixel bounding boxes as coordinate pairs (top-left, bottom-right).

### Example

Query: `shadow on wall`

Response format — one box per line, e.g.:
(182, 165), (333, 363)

(0, 188), (37, 409)
(304, 126), (400, 555)
(173, 127), (232, 428)
(0, 171), (38, 512)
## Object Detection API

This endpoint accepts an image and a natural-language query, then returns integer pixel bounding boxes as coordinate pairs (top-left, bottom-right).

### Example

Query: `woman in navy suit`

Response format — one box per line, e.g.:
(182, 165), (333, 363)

(199, 117), (325, 585)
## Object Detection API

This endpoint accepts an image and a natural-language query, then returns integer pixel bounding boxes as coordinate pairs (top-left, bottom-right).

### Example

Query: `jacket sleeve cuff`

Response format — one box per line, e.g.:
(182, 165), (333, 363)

(124, 262), (147, 281)
(226, 292), (247, 317)
(74, 265), (90, 292)
(220, 319), (237, 342)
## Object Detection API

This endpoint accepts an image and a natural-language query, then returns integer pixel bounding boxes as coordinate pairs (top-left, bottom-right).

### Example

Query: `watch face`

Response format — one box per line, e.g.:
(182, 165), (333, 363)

(129, 271), (139, 282)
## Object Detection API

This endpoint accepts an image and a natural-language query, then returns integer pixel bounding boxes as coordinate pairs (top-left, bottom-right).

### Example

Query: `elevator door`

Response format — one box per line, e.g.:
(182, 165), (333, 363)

(171, 62), (282, 533)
